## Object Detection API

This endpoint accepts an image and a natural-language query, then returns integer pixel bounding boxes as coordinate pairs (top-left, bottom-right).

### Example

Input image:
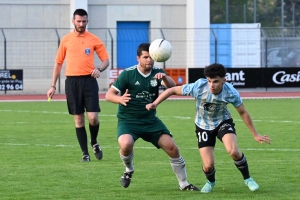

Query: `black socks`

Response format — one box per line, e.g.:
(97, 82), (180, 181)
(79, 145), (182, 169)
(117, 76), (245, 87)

(89, 123), (99, 145)
(203, 167), (216, 183)
(76, 123), (100, 155)
(76, 127), (89, 155)
(234, 153), (250, 180)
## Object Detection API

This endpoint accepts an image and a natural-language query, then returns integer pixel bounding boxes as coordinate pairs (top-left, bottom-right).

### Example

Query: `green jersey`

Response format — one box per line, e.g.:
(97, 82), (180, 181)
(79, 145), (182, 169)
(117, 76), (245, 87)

(112, 65), (165, 121)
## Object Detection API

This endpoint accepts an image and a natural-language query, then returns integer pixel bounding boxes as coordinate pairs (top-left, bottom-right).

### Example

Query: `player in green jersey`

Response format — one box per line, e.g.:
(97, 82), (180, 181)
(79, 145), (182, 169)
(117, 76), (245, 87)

(105, 43), (199, 191)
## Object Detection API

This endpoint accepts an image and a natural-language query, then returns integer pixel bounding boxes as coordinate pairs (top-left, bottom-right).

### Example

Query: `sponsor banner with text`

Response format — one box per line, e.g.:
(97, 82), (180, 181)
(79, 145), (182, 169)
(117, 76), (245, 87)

(265, 68), (300, 87)
(0, 69), (23, 91)
(188, 68), (300, 88)
(109, 69), (124, 86)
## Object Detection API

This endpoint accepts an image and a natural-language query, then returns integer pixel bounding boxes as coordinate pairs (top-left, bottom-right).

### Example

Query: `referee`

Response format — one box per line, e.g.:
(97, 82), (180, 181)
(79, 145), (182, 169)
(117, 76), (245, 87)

(47, 9), (109, 162)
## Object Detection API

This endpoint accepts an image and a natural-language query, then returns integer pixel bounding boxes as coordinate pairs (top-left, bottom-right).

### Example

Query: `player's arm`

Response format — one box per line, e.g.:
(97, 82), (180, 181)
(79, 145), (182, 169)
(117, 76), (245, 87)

(235, 103), (271, 144)
(105, 87), (131, 106)
(146, 86), (183, 110)
(161, 74), (176, 88)
(153, 72), (176, 88)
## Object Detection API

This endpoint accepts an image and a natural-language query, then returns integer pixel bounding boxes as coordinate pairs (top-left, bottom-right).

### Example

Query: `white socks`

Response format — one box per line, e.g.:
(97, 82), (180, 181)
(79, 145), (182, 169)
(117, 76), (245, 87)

(120, 153), (189, 188)
(170, 156), (189, 188)
(120, 152), (134, 172)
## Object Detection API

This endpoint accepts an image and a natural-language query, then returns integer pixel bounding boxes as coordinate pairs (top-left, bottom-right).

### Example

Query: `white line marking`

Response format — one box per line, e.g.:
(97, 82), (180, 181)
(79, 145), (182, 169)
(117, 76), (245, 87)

(0, 110), (116, 117)
(234, 119), (300, 124)
(174, 116), (191, 119)
(0, 143), (299, 152)
(1, 96), (300, 102)
(0, 99), (107, 102)
(1, 109), (299, 123)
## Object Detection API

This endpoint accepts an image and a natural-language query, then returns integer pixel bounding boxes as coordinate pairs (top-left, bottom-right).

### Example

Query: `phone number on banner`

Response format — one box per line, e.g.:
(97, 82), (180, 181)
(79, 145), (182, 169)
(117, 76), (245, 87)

(0, 84), (23, 90)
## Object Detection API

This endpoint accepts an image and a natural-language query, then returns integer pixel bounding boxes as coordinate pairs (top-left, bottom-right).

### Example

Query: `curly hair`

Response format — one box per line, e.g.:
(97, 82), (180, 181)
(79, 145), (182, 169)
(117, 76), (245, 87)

(204, 63), (227, 78)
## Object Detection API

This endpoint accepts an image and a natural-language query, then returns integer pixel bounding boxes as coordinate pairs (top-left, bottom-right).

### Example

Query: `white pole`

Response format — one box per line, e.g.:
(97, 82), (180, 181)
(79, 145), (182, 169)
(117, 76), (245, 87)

(186, 0), (210, 69)
(70, 0), (88, 29)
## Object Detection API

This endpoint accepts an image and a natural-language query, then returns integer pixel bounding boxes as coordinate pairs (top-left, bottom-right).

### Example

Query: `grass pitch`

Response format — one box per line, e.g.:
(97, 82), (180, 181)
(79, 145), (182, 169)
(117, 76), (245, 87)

(0, 99), (299, 200)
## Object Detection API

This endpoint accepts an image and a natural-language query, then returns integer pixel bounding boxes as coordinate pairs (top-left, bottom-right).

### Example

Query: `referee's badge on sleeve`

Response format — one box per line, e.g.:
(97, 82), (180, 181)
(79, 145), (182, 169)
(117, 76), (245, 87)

(85, 48), (90, 55)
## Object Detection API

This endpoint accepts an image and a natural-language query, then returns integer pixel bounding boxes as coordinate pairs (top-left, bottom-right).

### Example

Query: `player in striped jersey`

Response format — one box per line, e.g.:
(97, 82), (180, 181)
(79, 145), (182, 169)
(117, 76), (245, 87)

(146, 63), (271, 193)
(105, 43), (199, 191)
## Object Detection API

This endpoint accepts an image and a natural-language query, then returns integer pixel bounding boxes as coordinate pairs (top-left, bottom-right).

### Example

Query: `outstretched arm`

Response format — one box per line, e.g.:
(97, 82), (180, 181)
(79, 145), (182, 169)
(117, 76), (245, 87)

(235, 103), (271, 144)
(161, 75), (176, 88)
(146, 86), (183, 110)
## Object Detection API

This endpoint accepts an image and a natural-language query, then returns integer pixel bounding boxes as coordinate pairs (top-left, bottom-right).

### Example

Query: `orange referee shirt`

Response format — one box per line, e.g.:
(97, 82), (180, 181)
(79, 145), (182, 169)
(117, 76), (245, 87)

(55, 30), (109, 76)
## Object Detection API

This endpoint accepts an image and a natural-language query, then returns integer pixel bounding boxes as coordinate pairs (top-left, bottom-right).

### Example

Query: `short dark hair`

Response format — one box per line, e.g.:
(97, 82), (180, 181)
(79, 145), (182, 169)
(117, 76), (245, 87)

(137, 43), (150, 56)
(73, 9), (88, 19)
(204, 63), (227, 78)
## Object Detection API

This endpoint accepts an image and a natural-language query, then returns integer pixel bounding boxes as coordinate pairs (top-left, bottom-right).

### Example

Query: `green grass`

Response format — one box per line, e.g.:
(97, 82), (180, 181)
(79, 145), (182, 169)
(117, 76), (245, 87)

(0, 99), (299, 200)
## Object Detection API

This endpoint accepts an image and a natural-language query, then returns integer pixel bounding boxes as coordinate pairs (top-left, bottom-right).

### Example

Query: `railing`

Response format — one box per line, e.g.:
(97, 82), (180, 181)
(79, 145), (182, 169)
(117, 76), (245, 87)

(0, 27), (299, 94)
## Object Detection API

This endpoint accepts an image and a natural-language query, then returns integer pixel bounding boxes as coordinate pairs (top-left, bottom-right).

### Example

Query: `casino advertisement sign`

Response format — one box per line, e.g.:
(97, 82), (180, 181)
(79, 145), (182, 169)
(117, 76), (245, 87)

(265, 68), (300, 87)
(188, 68), (262, 88)
(0, 69), (23, 91)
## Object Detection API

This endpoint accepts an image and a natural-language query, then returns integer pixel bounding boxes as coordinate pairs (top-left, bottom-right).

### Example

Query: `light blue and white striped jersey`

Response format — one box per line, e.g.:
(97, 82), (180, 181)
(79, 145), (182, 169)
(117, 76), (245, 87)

(181, 78), (242, 130)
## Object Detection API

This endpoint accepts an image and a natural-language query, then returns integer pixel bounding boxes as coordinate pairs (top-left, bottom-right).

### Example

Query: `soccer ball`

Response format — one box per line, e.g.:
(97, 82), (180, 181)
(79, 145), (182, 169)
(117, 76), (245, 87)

(149, 39), (172, 62)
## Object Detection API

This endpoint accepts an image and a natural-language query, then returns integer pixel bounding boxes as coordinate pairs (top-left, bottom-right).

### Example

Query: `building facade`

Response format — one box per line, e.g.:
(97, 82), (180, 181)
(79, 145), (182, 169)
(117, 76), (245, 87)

(0, 0), (209, 94)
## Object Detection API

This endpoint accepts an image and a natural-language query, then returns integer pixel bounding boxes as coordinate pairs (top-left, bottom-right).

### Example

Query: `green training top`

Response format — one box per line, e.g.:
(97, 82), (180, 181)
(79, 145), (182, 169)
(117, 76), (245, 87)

(112, 65), (165, 121)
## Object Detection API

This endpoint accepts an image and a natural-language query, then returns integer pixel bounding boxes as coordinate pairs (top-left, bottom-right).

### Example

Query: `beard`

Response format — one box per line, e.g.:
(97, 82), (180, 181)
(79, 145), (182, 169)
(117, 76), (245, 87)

(142, 64), (153, 70)
(75, 25), (86, 34)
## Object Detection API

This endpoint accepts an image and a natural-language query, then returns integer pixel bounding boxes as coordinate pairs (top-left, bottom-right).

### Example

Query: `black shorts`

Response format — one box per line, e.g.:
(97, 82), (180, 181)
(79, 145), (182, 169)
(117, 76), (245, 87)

(195, 119), (236, 148)
(65, 75), (100, 115)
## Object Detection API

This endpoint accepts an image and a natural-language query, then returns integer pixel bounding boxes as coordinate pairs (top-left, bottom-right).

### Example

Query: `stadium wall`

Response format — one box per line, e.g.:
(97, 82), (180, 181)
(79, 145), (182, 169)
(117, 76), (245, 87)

(0, 0), (194, 94)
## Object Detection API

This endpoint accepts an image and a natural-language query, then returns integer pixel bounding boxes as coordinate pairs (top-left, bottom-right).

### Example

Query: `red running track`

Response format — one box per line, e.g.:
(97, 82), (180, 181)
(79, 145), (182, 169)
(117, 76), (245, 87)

(1, 92), (300, 101)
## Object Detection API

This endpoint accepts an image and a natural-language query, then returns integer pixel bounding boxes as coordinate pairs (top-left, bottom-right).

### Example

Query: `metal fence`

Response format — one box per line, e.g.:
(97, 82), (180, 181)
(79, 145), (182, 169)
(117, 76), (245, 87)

(261, 28), (300, 68)
(0, 27), (299, 94)
(211, 2), (300, 28)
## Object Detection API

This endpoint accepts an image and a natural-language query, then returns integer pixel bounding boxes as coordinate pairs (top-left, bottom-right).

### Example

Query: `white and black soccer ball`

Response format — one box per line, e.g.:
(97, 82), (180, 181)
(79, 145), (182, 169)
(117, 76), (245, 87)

(149, 39), (172, 62)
